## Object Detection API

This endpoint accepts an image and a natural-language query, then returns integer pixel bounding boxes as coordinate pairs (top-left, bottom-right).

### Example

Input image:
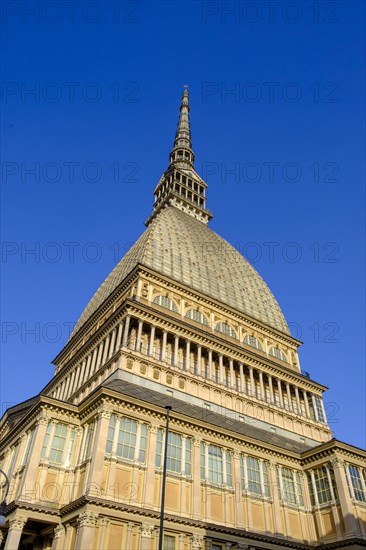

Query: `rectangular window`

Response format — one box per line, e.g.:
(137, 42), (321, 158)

(282, 467), (297, 504)
(64, 428), (75, 468)
(106, 414), (117, 454)
(200, 442), (205, 480)
(116, 417), (137, 460)
(155, 430), (191, 475)
(49, 424), (68, 464)
(163, 534), (175, 550)
(225, 450), (232, 486)
(167, 432), (182, 473)
(83, 423), (95, 461)
(208, 444), (223, 484)
(22, 430), (35, 466)
(262, 461), (270, 497)
(185, 437), (191, 476)
(139, 424), (148, 463)
(41, 422), (53, 459)
(348, 465), (366, 502)
(240, 456), (269, 497)
(247, 456), (261, 494)
(314, 395), (325, 422)
(314, 466), (332, 504)
(156, 428), (163, 468)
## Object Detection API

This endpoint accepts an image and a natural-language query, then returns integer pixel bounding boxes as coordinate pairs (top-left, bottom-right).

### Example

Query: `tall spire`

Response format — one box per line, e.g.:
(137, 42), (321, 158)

(169, 85), (195, 168)
(146, 87), (212, 226)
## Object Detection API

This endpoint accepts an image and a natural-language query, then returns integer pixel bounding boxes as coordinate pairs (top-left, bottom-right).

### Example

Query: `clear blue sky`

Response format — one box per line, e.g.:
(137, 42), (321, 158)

(1, 1), (365, 448)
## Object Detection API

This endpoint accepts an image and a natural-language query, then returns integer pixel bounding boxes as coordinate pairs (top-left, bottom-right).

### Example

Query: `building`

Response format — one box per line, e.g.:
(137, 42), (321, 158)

(0, 87), (365, 550)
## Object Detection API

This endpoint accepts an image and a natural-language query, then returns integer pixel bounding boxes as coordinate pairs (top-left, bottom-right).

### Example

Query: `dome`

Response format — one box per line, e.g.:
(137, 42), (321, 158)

(71, 206), (289, 337)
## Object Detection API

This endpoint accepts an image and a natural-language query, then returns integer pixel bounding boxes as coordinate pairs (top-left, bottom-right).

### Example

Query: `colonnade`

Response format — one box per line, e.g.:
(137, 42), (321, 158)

(51, 315), (326, 424)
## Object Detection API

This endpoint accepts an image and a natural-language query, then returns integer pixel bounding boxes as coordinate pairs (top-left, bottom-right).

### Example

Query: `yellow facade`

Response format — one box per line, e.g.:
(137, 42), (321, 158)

(0, 88), (365, 550)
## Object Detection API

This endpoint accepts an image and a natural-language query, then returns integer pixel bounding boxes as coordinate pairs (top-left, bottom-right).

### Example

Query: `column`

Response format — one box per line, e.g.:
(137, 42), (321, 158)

(332, 458), (359, 535)
(320, 398), (327, 423)
(174, 334), (179, 366)
(102, 334), (111, 363)
(51, 524), (66, 550)
(161, 330), (167, 362)
(115, 320), (124, 351)
(62, 375), (71, 401)
(125, 522), (134, 550)
(18, 414), (49, 501)
(108, 328), (117, 359)
(185, 340), (190, 371)
(74, 511), (99, 550)
(303, 390), (311, 418)
(233, 449), (244, 528)
(192, 437), (202, 519)
(89, 348), (98, 378)
(268, 375), (274, 403)
(259, 371), (265, 401)
(286, 383), (292, 411)
(149, 325), (156, 356)
(99, 518), (110, 548)
(294, 386), (302, 415)
(311, 394), (319, 422)
(229, 359), (234, 389)
(268, 462), (283, 536)
(325, 464), (335, 501)
(96, 341), (104, 369)
(249, 366), (255, 397)
(4, 514), (27, 550)
(68, 369), (76, 397)
(239, 363), (244, 393)
(139, 524), (153, 550)
(219, 354), (224, 385)
(310, 469), (319, 505)
(136, 320), (144, 352)
(197, 345), (202, 376)
(85, 408), (111, 495)
(144, 424), (158, 507)
(208, 349), (213, 380)
(277, 379), (284, 408)
(122, 315), (131, 347)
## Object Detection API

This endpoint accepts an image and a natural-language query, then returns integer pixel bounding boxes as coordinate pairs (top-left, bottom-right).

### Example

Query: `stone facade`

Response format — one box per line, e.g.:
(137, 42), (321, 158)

(0, 89), (365, 549)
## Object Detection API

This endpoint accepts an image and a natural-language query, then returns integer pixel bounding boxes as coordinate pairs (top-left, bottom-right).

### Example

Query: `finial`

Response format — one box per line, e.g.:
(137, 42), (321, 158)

(169, 85), (194, 167)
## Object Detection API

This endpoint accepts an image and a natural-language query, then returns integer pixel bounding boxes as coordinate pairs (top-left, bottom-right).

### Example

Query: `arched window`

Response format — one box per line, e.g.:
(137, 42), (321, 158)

(269, 347), (288, 362)
(215, 322), (237, 339)
(153, 295), (178, 313)
(243, 334), (263, 351)
(185, 309), (209, 325)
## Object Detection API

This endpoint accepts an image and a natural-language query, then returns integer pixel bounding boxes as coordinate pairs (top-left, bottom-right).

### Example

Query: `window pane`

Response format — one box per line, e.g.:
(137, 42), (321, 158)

(116, 418), (137, 460)
(49, 424), (67, 464)
(106, 414), (116, 454)
(139, 424), (148, 463)
(156, 429), (163, 468)
(185, 438), (191, 476)
(208, 445), (223, 484)
(163, 535), (175, 550)
(247, 456), (261, 495)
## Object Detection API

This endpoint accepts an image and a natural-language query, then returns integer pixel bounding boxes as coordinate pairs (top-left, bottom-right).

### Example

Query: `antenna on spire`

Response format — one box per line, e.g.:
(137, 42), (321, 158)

(169, 85), (194, 167)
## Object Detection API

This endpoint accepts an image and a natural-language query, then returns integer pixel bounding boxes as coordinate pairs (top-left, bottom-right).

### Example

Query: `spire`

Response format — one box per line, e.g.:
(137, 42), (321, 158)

(169, 85), (194, 168)
(146, 87), (212, 226)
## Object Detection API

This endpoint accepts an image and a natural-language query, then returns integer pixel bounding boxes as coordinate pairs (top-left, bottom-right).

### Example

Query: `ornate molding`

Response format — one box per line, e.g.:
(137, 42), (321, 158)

(8, 514), (27, 531)
(191, 533), (204, 547)
(140, 523), (154, 537)
(54, 524), (65, 539)
(77, 511), (99, 528)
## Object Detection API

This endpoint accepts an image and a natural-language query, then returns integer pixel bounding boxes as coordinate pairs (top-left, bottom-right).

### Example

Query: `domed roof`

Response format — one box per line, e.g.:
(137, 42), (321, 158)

(71, 206), (289, 336)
